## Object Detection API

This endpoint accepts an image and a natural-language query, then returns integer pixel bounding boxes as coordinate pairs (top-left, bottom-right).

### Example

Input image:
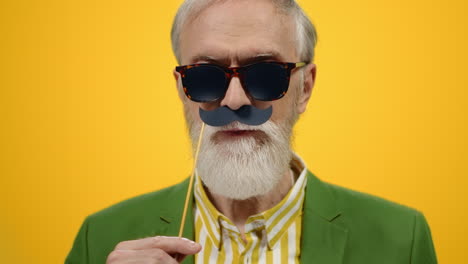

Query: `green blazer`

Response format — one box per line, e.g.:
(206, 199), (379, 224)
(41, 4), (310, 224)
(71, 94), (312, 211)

(66, 171), (437, 263)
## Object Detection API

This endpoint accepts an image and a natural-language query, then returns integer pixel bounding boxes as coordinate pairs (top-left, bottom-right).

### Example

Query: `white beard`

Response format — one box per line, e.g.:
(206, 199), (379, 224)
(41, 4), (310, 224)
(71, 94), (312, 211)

(189, 120), (294, 200)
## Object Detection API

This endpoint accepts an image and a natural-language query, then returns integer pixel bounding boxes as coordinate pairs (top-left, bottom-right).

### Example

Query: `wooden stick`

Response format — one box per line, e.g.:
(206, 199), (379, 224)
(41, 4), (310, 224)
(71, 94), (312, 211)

(178, 122), (205, 237)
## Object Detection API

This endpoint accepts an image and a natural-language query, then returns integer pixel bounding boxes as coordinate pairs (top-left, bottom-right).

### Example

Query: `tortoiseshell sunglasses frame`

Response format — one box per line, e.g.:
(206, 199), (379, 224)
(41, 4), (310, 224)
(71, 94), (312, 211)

(175, 61), (307, 102)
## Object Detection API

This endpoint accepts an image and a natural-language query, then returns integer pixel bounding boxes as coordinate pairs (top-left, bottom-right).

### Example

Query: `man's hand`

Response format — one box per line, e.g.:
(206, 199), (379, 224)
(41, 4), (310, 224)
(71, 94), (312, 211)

(106, 236), (202, 264)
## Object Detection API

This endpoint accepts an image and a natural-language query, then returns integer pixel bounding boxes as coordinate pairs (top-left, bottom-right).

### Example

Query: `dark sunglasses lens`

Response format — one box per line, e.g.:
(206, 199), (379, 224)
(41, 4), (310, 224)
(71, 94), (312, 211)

(245, 63), (289, 101)
(183, 65), (227, 102)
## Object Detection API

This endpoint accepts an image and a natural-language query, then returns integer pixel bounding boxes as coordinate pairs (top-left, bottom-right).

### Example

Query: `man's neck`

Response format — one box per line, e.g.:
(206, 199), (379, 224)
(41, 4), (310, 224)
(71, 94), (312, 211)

(204, 168), (295, 237)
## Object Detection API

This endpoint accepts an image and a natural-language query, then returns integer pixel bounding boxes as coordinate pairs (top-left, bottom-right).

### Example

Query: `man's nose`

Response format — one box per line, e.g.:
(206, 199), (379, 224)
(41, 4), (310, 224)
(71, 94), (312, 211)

(219, 75), (251, 110)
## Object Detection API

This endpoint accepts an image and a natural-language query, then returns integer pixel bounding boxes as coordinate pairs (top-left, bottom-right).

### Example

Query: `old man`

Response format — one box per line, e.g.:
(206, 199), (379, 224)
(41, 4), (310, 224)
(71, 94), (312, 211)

(66, 0), (437, 263)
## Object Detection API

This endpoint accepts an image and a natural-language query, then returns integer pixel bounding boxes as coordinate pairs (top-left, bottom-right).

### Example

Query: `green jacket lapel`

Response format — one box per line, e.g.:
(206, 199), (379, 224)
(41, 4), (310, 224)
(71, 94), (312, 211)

(157, 177), (196, 264)
(301, 171), (348, 263)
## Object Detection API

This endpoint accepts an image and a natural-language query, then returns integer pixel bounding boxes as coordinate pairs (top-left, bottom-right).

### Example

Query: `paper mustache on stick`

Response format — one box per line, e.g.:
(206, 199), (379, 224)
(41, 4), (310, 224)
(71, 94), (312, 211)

(177, 105), (272, 240)
(199, 105), (273, 127)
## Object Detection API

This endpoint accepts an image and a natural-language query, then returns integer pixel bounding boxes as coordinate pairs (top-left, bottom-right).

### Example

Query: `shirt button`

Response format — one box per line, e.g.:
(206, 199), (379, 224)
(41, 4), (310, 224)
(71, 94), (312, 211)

(253, 221), (263, 229)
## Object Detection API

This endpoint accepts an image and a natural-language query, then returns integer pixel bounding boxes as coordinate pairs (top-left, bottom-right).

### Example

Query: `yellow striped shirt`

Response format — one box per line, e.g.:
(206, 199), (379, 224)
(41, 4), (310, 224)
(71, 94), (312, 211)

(193, 155), (307, 264)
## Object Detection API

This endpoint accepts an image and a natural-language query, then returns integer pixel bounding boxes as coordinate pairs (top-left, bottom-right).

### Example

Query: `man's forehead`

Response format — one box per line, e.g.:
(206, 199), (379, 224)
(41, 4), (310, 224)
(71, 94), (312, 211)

(178, 0), (297, 65)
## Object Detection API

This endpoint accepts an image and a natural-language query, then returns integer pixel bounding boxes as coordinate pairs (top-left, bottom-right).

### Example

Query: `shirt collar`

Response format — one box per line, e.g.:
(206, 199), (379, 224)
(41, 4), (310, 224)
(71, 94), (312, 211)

(194, 152), (308, 250)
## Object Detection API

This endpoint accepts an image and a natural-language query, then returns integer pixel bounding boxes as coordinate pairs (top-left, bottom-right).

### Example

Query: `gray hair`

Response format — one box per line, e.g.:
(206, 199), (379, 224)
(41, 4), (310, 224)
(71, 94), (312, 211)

(170, 0), (318, 64)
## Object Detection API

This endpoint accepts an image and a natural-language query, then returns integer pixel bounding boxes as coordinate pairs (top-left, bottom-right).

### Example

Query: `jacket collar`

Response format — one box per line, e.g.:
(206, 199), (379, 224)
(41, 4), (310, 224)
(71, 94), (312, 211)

(157, 171), (348, 264)
(300, 171), (348, 263)
(155, 177), (196, 264)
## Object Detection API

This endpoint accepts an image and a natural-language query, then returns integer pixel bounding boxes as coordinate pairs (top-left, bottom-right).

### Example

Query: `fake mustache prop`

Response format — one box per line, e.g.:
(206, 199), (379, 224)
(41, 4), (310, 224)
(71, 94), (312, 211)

(177, 105), (273, 240)
(199, 105), (273, 127)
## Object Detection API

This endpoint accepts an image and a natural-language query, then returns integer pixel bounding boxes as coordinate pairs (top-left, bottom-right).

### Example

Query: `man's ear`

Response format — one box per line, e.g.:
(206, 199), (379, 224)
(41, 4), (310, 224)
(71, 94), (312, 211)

(296, 63), (316, 114)
(173, 69), (185, 101)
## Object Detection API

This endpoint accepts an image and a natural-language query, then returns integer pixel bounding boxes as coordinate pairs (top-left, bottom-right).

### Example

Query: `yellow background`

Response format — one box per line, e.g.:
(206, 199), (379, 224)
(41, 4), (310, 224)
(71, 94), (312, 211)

(1, 0), (466, 263)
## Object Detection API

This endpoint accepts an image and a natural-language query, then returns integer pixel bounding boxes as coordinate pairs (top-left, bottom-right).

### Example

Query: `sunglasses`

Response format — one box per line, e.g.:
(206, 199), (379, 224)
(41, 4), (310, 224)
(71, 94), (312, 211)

(175, 61), (307, 103)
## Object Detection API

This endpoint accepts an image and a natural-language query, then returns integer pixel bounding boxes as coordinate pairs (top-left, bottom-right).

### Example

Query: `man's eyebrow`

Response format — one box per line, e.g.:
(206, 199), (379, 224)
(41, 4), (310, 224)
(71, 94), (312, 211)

(189, 55), (228, 65)
(189, 52), (284, 65)
(241, 52), (283, 65)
